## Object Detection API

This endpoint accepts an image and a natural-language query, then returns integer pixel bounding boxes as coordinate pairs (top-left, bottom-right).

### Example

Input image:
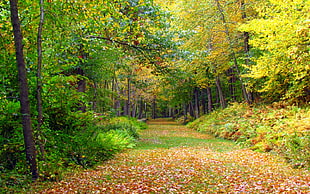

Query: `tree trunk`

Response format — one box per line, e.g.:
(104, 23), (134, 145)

(93, 82), (98, 111)
(144, 102), (147, 118)
(10, 0), (38, 180)
(131, 95), (137, 118)
(152, 97), (156, 119)
(124, 78), (131, 116)
(201, 89), (206, 114)
(36, 0), (45, 161)
(168, 107), (172, 117)
(183, 103), (188, 123)
(241, 0), (253, 104)
(194, 88), (200, 118)
(77, 68), (86, 112)
(206, 87), (213, 113)
(189, 102), (194, 117)
(215, 76), (226, 108)
(138, 98), (143, 119)
(227, 68), (237, 102)
(113, 78), (121, 116)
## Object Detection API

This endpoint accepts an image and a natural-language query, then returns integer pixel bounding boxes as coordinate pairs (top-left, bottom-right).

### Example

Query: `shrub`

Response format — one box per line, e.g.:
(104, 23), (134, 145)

(188, 102), (310, 169)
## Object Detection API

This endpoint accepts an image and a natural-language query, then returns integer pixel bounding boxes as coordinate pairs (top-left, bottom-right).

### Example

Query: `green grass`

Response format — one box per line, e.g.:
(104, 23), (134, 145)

(136, 119), (239, 152)
(136, 136), (237, 152)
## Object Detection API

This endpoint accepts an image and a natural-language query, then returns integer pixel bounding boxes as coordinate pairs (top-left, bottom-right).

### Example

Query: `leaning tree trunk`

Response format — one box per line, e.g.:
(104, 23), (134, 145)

(10, 0), (38, 180)
(215, 0), (251, 104)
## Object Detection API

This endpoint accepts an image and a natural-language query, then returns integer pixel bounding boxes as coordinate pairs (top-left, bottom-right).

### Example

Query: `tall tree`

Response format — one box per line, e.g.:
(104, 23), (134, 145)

(9, 0), (38, 180)
(36, 0), (45, 160)
(214, 0), (251, 104)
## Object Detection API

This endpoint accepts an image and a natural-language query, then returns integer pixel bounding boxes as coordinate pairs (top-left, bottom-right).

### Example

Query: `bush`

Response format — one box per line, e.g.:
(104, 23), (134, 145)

(109, 116), (148, 130)
(67, 124), (138, 169)
(38, 116), (142, 180)
(175, 114), (195, 125)
(188, 102), (310, 169)
(0, 112), (144, 191)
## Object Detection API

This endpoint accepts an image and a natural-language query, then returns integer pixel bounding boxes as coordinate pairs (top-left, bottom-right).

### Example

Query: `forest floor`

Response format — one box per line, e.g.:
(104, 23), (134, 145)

(34, 118), (309, 193)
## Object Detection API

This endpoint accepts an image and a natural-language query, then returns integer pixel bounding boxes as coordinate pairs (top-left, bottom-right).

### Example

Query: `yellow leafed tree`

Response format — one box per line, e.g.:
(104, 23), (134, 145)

(240, 0), (310, 103)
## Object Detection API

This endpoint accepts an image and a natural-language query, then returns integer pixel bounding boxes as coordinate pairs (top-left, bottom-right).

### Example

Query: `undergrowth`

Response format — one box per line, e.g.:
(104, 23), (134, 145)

(0, 113), (147, 193)
(187, 102), (310, 169)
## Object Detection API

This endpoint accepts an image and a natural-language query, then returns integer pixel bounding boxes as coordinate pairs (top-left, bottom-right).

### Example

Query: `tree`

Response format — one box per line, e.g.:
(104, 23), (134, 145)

(240, 0), (310, 103)
(36, 0), (45, 160)
(9, 0), (38, 180)
(214, 0), (251, 104)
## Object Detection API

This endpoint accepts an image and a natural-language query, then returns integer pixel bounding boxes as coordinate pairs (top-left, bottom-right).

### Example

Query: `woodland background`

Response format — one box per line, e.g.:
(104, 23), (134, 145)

(0, 0), (309, 191)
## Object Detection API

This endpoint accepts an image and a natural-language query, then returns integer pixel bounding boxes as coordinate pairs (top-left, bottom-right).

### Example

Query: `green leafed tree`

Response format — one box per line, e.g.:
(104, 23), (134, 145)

(9, 0), (38, 180)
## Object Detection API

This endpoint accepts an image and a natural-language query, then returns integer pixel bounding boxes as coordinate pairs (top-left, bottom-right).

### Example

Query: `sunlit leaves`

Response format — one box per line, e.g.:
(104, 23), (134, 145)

(239, 0), (310, 103)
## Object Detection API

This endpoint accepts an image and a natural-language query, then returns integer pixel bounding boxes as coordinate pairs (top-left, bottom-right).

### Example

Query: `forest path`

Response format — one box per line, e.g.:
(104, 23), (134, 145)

(38, 118), (309, 193)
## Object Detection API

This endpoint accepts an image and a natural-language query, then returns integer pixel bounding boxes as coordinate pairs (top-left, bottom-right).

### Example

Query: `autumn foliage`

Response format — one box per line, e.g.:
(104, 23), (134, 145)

(188, 103), (310, 169)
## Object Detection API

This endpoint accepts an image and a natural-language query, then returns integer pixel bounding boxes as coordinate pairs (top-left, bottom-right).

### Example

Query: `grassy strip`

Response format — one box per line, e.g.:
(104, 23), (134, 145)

(137, 119), (239, 152)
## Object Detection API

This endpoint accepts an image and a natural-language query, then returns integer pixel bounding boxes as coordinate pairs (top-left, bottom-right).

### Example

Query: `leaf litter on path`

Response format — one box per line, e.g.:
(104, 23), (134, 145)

(36, 119), (310, 193)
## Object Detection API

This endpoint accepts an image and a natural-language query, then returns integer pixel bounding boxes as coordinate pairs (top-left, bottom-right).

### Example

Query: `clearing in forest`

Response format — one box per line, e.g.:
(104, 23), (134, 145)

(37, 119), (310, 193)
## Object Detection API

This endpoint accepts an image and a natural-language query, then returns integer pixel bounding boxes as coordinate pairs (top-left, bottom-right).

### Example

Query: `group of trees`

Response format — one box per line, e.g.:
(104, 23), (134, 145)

(1, 0), (176, 182)
(152, 0), (309, 120)
(0, 0), (309, 182)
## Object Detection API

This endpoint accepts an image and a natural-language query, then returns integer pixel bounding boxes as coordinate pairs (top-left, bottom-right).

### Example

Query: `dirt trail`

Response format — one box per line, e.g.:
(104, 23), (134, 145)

(37, 119), (310, 193)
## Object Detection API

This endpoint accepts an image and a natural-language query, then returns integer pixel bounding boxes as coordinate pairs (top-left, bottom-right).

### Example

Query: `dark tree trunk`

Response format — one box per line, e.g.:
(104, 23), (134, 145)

(215, 76), (226, 108)
(183, 103), (188, 122)
(168, 107), (174, 118)
(77, 68), (86, 112)
(241, 0), (253, 104)
(144, 102), (147, 118)
(201, 89), (206, 114)
(138, 98), (143, 119)
(10, 0), (38, 180)
(131, 96), (137, 118)
(113, 78), (121, 116)
(93, 82), (98, 111)
(189, 102), (194, 118)
(206, 87), (213, 113)
(124, 78), (131, 116)
(227, 68), (237, 102)
(152, 97), (156, 119)
(194, 88), (200, 118)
